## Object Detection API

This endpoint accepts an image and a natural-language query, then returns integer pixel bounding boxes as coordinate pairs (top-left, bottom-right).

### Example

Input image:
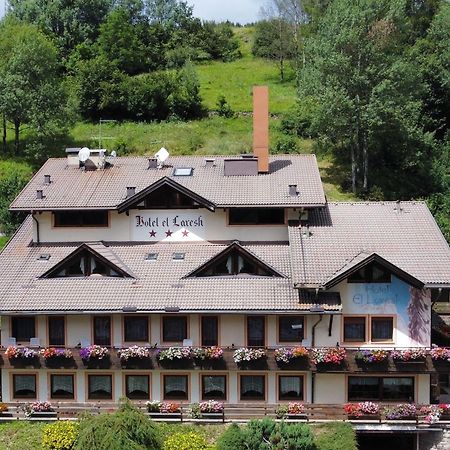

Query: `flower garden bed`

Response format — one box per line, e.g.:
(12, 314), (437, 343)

(192, 347), (225, 369)
(23, 402), (57, 419)
(344, 402), (380, 421)
(146, 401), (182, 420)
(5, 346), (40, 367)
(40, 348), (75, 368)
(190, 401), (224, 421)
(391, 348), (427, 364)
(354, 350), (389, 369)
(118, 346), (152, 368)
(275, 402), (307, 420)
(233, 348), (267, 369)
(384, 403), (417, 421)
(157, 347), (194, 369)
(80, 345), (110, 368)
(274, 347), (309, 369)
(310, 347), (346, 370)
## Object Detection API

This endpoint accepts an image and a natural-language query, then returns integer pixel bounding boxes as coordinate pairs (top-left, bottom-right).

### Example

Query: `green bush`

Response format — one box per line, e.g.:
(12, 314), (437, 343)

(42, 421), (79, 450)
(163, 431), (210, 450)
(75, 399), (161, 450)
(216, 423), (245, 450)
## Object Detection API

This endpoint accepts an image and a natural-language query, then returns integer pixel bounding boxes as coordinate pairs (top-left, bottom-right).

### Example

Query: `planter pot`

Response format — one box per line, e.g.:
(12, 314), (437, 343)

(147, 412), (181, 420)
(439, 414), (450, 421)
(200, 412), (224, 420)
(276, 358), (309, 370)
(348, 414), (381, 421)
(121, 357), (152, 369)
(286, 414), (308, 420)
(386, 416), (417, 422)
(158, 359), (194, 370)
(315, 361), (346, 371)
(9, 357), (40, 368)
(355, 360), (388, 371)
(28, 411), (57, 419)
(237, 359), (268, 370)
(195, 358), (226, 370)
(0, 412), (13, 418)
(432, 360), (450, 370)
(83, 356), (111, 369)
(45, 357), (76, 369)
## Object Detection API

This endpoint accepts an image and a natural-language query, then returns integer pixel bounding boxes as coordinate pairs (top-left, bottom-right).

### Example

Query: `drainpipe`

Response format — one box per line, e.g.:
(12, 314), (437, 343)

(311, 315), (323, 404)
(32, 212), (40, 244)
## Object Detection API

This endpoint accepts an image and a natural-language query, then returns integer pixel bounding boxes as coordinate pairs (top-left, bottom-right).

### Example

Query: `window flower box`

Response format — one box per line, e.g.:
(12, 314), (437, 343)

(384, 403), (417, 421)
(80, 345), (110, 368)
(190, 400), (224, 420)
(192, 347), (225, 369)
(118, 346), (152, 368)
(438, 404), (450, 421)
(344, 402), (380, 420)
(430, 347), (450, 369)
(233, 348), (267, 369)
(274, 347), (309, 369)
(40, 348), (74, 368)
(276, 402), (307, 420)
(146, 401), (181, 420)
(5, 346), (39, 367)
(23, 402), (57, 419)
(310, 347), (346, 370)
(419, 405), (445, 424)
(391, 348), (427, 363)
(157, 347), (193, 369)
(0, 403), (12, 418)
(354, 349), (389, 369)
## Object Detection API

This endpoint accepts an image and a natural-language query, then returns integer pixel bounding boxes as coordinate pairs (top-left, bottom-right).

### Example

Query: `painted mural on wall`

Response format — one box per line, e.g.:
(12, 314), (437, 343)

(345, 276), (431, 346)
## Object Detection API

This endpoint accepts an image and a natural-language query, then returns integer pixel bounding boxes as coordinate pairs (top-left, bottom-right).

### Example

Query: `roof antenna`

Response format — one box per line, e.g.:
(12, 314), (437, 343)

(78, 147), (90, 170)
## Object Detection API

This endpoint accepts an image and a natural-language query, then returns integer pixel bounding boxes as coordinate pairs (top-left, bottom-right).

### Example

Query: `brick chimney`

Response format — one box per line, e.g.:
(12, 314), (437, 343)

(253, 86), (269, 173)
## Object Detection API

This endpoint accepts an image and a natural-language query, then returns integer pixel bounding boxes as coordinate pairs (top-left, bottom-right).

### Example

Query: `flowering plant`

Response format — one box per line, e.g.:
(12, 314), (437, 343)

(0, 403), (8, 413)
(118, 346), (150, 361)
(355, 349), (389, 364)
(391, 348), (427, 361)
(430, 347), (450, 362)
(275, 402), (305, 418)
(384, 403), (417, 419)
(146, 401), (181, 413)
(80, 345), (109, 361)
(420, 405), (442, 424)
(233, 348), (267, 364)
(199, 400), (224, 413)
(439, 404), (450, 414)
(310, 347), (346, 365)
(5, 346), (38, 359)
(191, 346), (224, 360)
(23, 401), (54, 416)
(274, 347), (309, 364)
(40, 348), (73, 360)
(344, 402), (379, 417)
(157, 347), (192, 361)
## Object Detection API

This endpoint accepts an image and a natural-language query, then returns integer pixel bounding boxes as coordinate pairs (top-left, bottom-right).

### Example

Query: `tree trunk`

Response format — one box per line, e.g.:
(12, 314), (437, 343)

(363, 133), (368, 191)
(279, 56), (284, 81)
(2, 114), (6, 154)
(14, 119), (20, 155)
(351, 144), (357, 194)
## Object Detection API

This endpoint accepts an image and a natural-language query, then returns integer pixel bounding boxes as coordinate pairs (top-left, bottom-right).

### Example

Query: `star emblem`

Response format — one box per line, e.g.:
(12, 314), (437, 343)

(149, 230), (157, 237)
(182, 229), (189, 237)
(165, 229), (173, 237)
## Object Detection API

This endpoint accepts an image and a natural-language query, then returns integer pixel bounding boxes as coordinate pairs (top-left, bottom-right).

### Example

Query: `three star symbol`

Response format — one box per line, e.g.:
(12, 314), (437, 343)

(165, 229), (173, 237)
(182, 229), (189, 237)
(149, 230), (157, 237)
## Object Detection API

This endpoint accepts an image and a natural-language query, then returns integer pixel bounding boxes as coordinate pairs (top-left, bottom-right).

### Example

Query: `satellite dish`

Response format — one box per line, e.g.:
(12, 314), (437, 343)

(78, 147), (90, 162)
(99, 150), (105, 159)
(155, 147), (169, 167)
(110, 151), (117, 158)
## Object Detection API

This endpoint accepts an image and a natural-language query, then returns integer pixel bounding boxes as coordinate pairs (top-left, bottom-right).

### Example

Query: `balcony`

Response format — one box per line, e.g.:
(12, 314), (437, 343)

(0, 346), (449, 372)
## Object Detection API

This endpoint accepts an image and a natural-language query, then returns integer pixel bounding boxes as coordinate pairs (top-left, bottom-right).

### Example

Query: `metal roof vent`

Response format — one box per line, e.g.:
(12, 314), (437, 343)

(44, 174), (52, 185)
(204, 158), (216, 168)
(145, 253), (158, 261)
(289, 184), (298, 196)
(36, 190), (44, 200)
(37, 254), (50, 261)
(126, 186), (136, 198)
(302, 225), (312, 238)
(172, 252), (185, 260)
(148, 158), (158, 169)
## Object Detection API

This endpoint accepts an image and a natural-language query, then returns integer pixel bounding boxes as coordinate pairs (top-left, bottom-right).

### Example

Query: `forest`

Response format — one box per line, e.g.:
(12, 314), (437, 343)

(0, 0), (449, 240)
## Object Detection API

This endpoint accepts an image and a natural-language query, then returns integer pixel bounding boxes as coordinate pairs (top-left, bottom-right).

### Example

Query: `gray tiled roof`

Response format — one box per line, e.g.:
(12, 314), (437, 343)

(10, 155), (326, 210)
(0, 217), (304, 313)
(289, 202), (450, 287)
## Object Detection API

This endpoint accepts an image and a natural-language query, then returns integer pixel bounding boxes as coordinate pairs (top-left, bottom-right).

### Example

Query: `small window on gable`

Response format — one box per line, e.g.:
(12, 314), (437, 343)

(42, 247), (131, 279)
(144, 185), (197, 209)
(192, 245), (281, 278)
(348, 262), (391, 283)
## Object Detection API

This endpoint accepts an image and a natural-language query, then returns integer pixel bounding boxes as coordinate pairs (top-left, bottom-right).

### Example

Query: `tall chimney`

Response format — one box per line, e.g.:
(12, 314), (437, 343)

(253, 86), (269, 173)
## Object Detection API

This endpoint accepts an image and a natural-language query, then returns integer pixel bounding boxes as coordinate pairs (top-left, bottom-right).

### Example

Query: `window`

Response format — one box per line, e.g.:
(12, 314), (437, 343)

(279, 376), (304, 401)
(54, 211), (108, 227)
(125, 375), (150, 400)
(49, 249), (123, 278)
(13, 374), (36, 399)
(348, 377), (414, 402)
(240, 375), (265, 401)
(144, 185), (197, 209)
(50, 374), (74, 399)
(94, 316), (111, 346)
(163, 375), (188, 400)
(201, 316), (218, 346)
(124, 316), (149, 342)
(48, 316), (65, 346)
(202, 375), (227, 400)
(11, 316), (35, 342)
(162, 316), (187, 342)
(371, 317), (394, 341)
(88, 375), (113, 400)
(173, 167), (193, 176)
(279, 316), (304, 342)
(247, 316), (265, 347)
(348, 262), (391, 283)
(229, 208), (285, 225)
(343, 317), (366, 342)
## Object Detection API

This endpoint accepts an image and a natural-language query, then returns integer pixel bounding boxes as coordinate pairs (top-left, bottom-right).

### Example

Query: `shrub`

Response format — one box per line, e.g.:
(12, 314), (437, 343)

(242, 418), (277, 449)
(216, 95), (234, 118)
(163, 432), (209, 450)
(216, 423), (245, 450)
(75, 398), (161, 450)
(273, 135), (299, 154)
(272, 422), (315, 450)
(42, 421), (79, 450)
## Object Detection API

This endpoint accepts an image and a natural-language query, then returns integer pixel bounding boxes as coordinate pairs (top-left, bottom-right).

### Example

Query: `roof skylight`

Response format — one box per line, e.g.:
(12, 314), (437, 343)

(173, 167), (193, 176)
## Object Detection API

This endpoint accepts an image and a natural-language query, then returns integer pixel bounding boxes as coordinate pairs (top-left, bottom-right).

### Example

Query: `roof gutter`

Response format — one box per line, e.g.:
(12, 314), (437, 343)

(31, 211), (40, 244)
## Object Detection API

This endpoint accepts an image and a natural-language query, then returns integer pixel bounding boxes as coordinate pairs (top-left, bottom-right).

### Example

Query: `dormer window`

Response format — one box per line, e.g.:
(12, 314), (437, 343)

(347, 262), (391, 283)
(187, 243), (283, 278)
